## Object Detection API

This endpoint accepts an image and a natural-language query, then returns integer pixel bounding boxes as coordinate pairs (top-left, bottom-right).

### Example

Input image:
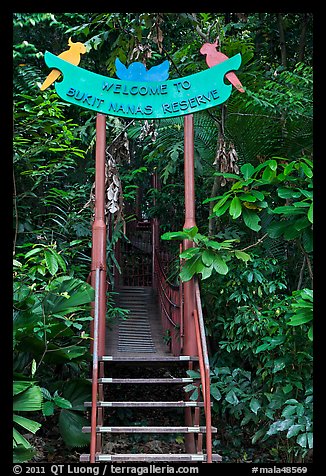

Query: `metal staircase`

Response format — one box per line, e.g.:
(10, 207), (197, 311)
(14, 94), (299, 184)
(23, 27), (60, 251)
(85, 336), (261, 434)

(80, 355), (221, 462)
(80, 222), (222, 463)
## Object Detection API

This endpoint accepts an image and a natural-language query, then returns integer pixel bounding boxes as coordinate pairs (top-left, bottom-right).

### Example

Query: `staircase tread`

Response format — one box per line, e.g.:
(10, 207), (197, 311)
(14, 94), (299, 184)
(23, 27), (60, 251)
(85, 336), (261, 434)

(83, 401), (207, 407)
(80, 453), (222, 462)
(99, 355), (199, 361)
(82, 425), (217, 433)
(98, 377), (193, 383)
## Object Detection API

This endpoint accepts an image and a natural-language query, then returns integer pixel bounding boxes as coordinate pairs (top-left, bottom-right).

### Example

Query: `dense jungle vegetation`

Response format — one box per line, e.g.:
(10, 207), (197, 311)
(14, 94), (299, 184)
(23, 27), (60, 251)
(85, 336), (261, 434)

(13, 12), (313, 464)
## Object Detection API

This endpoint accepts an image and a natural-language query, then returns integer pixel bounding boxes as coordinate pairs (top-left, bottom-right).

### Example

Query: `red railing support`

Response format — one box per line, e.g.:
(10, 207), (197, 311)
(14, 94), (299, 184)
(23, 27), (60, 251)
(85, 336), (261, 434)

(194, 278), (213, 463)
(90, 268), (101, 463)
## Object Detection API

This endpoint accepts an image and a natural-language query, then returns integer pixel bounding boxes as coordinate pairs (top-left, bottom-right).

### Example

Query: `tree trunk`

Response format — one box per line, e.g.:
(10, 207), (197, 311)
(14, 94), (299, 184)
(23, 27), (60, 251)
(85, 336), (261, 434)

(276, 13), (287, 68)
(297, 13), (307, 63)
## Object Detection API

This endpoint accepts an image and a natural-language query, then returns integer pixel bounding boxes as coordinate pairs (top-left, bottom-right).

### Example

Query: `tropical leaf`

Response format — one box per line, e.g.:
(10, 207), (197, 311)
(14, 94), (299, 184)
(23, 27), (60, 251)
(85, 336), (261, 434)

(58, 410), (90, 448)
(13, 414), (41, 434)
(13, 385), (43, 412)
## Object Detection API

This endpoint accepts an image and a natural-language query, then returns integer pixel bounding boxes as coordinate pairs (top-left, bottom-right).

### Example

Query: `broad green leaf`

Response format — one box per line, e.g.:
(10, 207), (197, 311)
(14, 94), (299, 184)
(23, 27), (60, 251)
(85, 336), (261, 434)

(249, 397), (261, 415)
(262, 166), (276, 181)
(240, 163), (255, 180)
(302, 228), (313, 252)
(252, 428), (266, 444)
(210, 385), (222, 401)
(281, 405), (297, 418)
(179, 247), (199, 259)
(180, 255), (203, 282)
(267, 419), (293, 436)
(13, 428), (32, 449)
(161, 231), (190, 241)
(183, 226), (198, 239)
(13, 386), (43, 412)
(272, 358), (286, 373)
(206, 240), (222, 250)
(267, 221), (288, 238)
(31, 359), (37, 378)
(24, 248), (43, 259)
(308, 326), (313, 341)
(186, 370), (201, 379)
(225, 389), (239, 405)
(213, 255), (228, 275)
(239, 193), (256, 202)
(53, 395), (73, 409)
(51, 250), (67, 272)
(201, 264), (213, 280)
(282, 384), (293, 394)
(189, 386), (199, 401)
(268, 159), (278, 171)
(277, 187), (301, 199)
(62, 378), (92, 411)
(44, 277), (94, 313)
(213, 198), (232, 217)
(273, 206), (304, 215)
(13, 443), (36, 463)
(288, 314), (312, 326)
(42, 401), (55, 416)
(308, 203), (313, 223)
(202, 249), (215, 266)
(214, 172), (240, 179)
(300, 163), (313, 178)
(229, 196), (242, 219)
(251, 190), (265, 201)
(212, 194), (231, 212)
(294, 217), (310, 231)
(241, 413), (253, 426)
(13, 414), (41, 434)
(58, 410), (90, 448)
(307, 432), (313, 449)
(296, 432), (308, 448)
(13, 381), (34, 396)
(234, 250), (251, 263)
(242, 208), (261, 231)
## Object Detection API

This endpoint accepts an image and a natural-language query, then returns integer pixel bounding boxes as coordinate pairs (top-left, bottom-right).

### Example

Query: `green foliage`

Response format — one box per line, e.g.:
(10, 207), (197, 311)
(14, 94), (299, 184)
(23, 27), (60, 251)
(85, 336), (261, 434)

(42, 379), (91, 447)
(207, 156), (313, 252)
(287, 289), (313, 341)
(13, 381), (43, 463)
(161, 226), (250, 282)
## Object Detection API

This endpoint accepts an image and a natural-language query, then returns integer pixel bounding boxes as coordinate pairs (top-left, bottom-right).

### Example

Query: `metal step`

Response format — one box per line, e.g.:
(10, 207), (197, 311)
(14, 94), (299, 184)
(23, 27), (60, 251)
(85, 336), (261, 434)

(98, 377), (194, 384)
(99, 355), (199, 362)
(82, 425), (217, 433)
(80, 453), (222, 462)
(84, 401), (207, 408)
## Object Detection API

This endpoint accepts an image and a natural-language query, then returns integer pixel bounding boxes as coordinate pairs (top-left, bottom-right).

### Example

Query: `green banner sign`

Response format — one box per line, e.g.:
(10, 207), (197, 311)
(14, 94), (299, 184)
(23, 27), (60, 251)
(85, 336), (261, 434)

(44, 51), (242, 119)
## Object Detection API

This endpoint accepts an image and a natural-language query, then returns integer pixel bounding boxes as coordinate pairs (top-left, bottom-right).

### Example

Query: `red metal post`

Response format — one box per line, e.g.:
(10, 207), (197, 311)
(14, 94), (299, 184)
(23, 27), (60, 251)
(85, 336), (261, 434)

(182, 114), (198, 357)
(183, 114), (197, 454)
(90, 113), (107, 358)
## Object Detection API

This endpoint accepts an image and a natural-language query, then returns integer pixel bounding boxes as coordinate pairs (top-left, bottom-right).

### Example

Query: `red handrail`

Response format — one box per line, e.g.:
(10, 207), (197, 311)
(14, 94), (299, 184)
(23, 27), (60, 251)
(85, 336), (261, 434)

(154, 249), (183, 355)
(90, 267), (101, 463)
(194, 277), (212, 463)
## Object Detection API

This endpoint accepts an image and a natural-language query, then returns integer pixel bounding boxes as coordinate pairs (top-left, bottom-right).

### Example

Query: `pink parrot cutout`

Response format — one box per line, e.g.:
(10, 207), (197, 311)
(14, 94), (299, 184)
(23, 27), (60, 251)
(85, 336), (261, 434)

(200, 39), (245, 93)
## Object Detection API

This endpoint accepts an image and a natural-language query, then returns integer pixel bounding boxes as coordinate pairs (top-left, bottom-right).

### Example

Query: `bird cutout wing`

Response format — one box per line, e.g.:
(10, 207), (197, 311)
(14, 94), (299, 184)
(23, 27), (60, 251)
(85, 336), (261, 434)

(40, 68), (62, 91)
(115, 58), (170, 82)
(115, 58), (129, 80)
(115, 59), (148, 81)
(146, 60), (170, 81)
(225, 71), (245, 93)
